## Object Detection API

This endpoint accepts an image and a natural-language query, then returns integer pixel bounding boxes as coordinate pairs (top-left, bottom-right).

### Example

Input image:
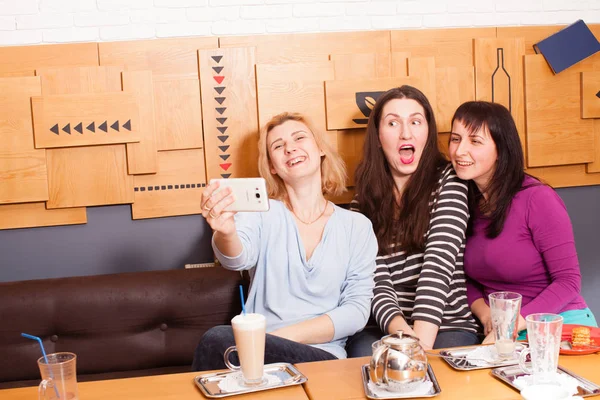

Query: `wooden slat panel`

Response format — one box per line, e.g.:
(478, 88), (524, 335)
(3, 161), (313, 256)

(587, 119), (600, 173)
(407, 57), (437, 114)
(524, 55), (594, 167)
(0, 202), (87, 230)
(474, 38), (526, 159)
(325, 77), (415, 130)
(31, 92), (140, 148)
(199, 47), (259, 181)
(581, 71), (600, 119)
(132, 149), (206, 219)
(435, 66), (475, 133)
(0, 77), (48, 204)
(46, 144), (133, 208)
(220, 31), (390, 64)
(36, 66), (123, 95)
(497, 25), (565, 55)
(336, 128), (365, 187)
(99, 37), (218, 79)
(391, 28), (495, 67)
(330, 53), (391, 80)
(256, 61), (334, 132)
(391, 52), (410, 77)
(0, 43), (98, 77)
(528, 164), (600, 187)
(154, 78), (203, 151)
(438, 132), (450, 158)
(122, 71), (158, 175)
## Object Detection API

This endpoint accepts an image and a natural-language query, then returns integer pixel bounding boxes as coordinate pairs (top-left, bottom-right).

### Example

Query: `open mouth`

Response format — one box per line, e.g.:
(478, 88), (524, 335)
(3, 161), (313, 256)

(398, 144), (415, 165)
(287, 156), (306, 167)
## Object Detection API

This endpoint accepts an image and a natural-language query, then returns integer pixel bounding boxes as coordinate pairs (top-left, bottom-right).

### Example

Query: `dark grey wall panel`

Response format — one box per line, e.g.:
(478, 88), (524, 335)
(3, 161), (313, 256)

(0, 205), (213, 282)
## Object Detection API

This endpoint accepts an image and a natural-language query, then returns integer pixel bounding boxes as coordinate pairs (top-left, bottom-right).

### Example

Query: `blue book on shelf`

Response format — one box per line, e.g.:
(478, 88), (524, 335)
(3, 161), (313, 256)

(533, 19), (600, 74)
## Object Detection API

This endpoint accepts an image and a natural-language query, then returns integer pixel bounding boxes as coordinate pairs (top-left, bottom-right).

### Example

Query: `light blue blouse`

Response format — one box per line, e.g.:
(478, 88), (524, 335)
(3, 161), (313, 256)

(212, 199), (377, 359)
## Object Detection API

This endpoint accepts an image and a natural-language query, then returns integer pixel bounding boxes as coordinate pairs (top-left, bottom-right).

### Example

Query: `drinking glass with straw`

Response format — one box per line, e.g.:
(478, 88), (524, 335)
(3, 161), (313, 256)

(21, 333), (60, 399)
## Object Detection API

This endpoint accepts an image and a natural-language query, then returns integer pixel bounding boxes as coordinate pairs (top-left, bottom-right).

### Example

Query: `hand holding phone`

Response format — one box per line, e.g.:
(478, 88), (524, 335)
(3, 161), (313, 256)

(208, 178), (269, 212)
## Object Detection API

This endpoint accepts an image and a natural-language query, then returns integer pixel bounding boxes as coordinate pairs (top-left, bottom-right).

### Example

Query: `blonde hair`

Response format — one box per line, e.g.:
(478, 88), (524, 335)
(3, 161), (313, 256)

(258, 112), (347, 201)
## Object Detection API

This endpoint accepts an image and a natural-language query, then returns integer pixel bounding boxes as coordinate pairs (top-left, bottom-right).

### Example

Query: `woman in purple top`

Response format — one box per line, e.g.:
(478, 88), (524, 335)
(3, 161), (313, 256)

(448, 101), (597, 343)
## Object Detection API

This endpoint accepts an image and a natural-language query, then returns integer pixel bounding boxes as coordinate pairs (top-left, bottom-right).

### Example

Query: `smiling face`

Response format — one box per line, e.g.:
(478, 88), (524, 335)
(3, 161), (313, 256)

(267, 119), (324, 183)
(448, 119), (498, 192)
(378, 98), (429, 186)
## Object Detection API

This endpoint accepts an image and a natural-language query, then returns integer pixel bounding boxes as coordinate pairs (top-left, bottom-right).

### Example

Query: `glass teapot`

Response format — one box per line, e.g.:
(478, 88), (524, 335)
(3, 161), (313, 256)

(369, 331), (428, 392)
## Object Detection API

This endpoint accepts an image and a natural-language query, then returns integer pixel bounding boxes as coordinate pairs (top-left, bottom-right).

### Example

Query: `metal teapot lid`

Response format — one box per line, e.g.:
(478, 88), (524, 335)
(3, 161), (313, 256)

(381, 330), (421, 349)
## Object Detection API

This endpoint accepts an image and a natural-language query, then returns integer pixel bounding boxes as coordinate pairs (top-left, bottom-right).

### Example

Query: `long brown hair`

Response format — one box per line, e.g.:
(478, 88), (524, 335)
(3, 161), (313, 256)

(258, 112), (347, 202)
(451, 101), (532, 238)
(354, 85), (447, 254)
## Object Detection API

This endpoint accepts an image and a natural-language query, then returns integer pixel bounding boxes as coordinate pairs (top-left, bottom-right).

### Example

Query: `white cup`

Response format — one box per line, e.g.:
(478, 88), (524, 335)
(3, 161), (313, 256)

(223, 313), (266, 386)
(520, 384), (570, 400)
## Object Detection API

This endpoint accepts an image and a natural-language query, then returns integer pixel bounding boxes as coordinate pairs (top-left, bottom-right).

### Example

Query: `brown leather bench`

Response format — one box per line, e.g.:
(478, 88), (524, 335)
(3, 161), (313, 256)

(0, 267), (245, 388)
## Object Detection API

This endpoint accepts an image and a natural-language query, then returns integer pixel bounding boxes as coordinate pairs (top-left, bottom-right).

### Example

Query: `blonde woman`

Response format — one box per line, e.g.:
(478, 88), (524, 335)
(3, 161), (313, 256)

(192, 112), (377, 370)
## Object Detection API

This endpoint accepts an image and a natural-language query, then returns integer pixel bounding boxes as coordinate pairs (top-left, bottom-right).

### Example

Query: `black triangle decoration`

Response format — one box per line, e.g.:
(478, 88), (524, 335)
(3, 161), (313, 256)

(74, 122), (83, 134)
(216, 107), (226, 115)
(216, 117), (227, 124)
(214, 97), (226, 105)
(99, 121), (108, 132)
(221, 173), (231, 178)
(50, 124), (59, 135)
(123, 119), (131, 131)
(87, 122), (95, 132)
(214, 87), (225, 95)
(218, 145), (230, 152)
(212, 66), (224, 73)
(218, 135), (228, 143)
(111, 120), (119, 131)
(220, 154), (230, 161)
(211, 55), (223, 63)
(217, 126), (228, 134)
(62, 123), (71, 134)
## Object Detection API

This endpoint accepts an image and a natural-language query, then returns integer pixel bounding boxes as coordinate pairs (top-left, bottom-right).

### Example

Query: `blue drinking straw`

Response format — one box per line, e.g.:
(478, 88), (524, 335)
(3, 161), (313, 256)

(239, 284), (246, 316)
(21, 333), (60, 399)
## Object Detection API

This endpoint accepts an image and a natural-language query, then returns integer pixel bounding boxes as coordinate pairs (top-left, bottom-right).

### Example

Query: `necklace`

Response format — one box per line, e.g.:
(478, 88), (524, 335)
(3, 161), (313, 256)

(291, 200), (328, 225)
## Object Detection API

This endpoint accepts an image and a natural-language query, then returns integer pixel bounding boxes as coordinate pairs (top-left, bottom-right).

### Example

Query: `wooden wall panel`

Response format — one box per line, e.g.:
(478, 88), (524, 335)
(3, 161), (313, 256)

(47, 144), (133, 208)
(391, 28), (495, 68)
(528, 164), (600, 187)
(497, 25), (564, 55)
(132, 149), (206, 219)
(220, 31), (390, 64)
(524, 55), (594, 167)
(407, 57), (437, 113)
(0, 202), (87, 230)
(199, 47), (259, 181)
(0, 77), (48, 204)
(99, 37), (218, 79)
(336, 128), (365, 187)
(31, 92), (140, 148)
(330, 53), (391, 80)
(153, 78), (203, 151)
(435, 67), (475, 133)
(581, 71), (600, 119)
(122, 71), (158, 175)
(37, 66), (123, 95)
(325, 77), (415, 130)
(474, 38), (526, 159)
(40, 66), (134, 209)
(587, 120), (600, 173)
(391, 52), (410, 77)
(256, 61), (334, 132)
(0, 43), (98, 77)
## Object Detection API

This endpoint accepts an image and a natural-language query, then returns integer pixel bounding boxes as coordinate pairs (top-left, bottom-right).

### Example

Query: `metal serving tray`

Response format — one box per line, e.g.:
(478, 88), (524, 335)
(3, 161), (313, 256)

(361, 364), (441, 399)
(194, 362), (307, 398)
(491, 364), (600, 397)
(438, 343), (528, 371)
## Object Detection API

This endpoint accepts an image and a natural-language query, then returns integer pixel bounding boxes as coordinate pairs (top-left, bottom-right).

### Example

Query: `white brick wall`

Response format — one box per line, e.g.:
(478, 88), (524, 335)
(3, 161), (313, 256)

(0, 0), (597, 45)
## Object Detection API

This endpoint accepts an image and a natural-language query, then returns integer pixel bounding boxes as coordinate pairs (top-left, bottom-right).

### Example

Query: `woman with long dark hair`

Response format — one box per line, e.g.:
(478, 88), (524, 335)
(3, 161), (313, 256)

(448, 101), (596, 343)
(347, 85), (479, 356)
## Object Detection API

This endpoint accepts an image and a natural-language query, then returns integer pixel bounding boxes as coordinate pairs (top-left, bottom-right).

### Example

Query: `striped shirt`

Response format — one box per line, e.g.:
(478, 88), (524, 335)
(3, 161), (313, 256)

(352, 164), (478, 335)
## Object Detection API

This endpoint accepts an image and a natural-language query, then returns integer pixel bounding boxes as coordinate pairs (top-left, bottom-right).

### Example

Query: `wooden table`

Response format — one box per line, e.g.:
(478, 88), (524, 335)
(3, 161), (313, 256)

(0, 370), (309, 400)
(296, 353), (600, 400)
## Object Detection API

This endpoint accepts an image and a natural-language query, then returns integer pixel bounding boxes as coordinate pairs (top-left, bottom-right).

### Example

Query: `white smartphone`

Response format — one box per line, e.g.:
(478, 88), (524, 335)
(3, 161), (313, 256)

(209, 178), (270, 212)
